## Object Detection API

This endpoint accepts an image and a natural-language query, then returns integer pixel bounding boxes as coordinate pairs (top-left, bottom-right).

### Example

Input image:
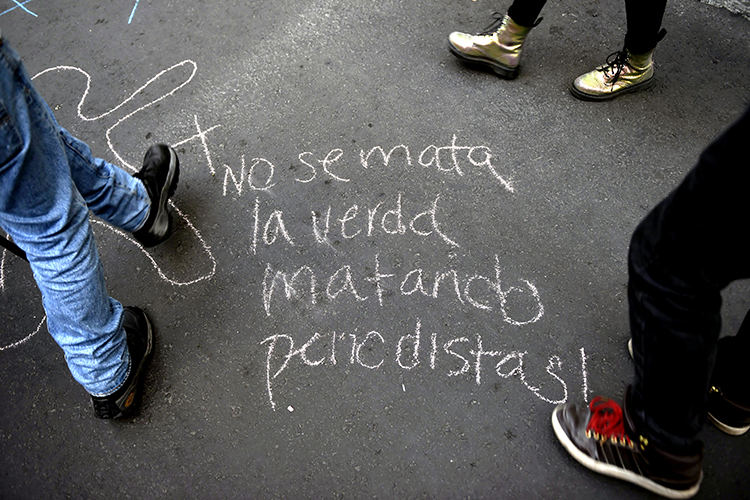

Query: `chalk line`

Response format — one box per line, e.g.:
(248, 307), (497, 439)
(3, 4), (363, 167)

(91, 215), (215, 287)
(580, 347), (589, 400)
(1, 62), (216, 351)
(0, 316), (45, 352)
(30, 61), (215, 283)
(128, 0), (140, 24)
(32, 60), (198, 127)
(1, 0), (36, 17)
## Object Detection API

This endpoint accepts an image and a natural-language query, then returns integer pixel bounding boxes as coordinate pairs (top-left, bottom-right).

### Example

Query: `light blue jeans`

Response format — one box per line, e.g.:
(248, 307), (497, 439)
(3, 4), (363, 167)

(0, 34), (151, 396)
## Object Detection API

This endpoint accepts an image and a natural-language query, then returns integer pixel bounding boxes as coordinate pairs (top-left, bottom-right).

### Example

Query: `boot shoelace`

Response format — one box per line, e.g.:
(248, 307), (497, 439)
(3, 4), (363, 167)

(585, 396), (635, 447)
(479, 12), (507, 35)
(479, 12), (542, 34)
(598, 50), (629, 87)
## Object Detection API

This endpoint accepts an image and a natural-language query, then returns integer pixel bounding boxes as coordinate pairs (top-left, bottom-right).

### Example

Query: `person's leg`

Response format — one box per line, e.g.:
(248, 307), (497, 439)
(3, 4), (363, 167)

(623, 0), (668, 54)
(0, 36), (129, 397)
(629, 106), (750, 452)
(552, 107), (750, 498)
(59, 126), (180, 247)
(1, 35), (157, 419)
(708, 309), (750, 435)
(448, 0), (545, 79)
(507, 0), (547, 27)
(59, 126), (150, 232)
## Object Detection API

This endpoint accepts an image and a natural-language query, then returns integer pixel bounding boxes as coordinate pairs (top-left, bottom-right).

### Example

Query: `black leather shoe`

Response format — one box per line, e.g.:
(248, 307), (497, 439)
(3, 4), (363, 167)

(133, 144), (179, 247)
(91, 307), (154, 419)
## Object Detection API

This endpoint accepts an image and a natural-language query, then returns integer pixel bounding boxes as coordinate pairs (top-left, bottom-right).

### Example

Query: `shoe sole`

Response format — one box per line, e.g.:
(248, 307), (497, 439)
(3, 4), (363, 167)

(552, 406), (702, 499)
(569, 77), (654, 102)
(150, 146), (180, 240)
(448, 42), (519, 79)
(708, 412), (750, 435)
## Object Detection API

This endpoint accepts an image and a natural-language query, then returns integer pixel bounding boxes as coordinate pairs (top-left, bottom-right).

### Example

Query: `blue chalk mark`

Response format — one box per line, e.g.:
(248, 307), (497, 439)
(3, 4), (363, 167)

(1, 0), (37, 17)
(128, 0), (139, 24)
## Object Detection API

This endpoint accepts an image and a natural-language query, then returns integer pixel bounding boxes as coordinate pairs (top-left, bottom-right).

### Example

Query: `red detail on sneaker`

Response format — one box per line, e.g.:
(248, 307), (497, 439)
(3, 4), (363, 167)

(587, 396), (633, 445)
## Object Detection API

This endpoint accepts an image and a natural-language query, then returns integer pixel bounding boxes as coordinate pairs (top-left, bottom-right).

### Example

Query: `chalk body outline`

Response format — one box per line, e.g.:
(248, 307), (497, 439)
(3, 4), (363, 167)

(1, 60), (216, 351)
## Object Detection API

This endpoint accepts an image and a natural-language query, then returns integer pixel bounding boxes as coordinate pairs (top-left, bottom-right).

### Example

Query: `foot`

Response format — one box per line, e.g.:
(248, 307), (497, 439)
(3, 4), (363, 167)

(91, 307), (154, 419)
(707, 337), (750, 435)
(552, 387), (702, 498)
(627, 337), (750, 436)
(133, 144), (180, 247)
(448, 13), (537, 79)
(570, 49), (655, 101)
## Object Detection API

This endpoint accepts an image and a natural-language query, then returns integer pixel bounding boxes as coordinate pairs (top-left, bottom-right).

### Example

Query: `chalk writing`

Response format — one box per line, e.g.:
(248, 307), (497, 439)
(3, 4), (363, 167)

(262, 254), (544, 325)
(261, 318), (577, 410)
(218, 136), (515, 194)
(12, 59), (576, 424)
(360, 136), (514, 192)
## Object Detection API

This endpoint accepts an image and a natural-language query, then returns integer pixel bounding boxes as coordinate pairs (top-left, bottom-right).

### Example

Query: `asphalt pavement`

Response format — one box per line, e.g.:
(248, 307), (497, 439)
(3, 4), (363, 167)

(1, 0), (749, 498)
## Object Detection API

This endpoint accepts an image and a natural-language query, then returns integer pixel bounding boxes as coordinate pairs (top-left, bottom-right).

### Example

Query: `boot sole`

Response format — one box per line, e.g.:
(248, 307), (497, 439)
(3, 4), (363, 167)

(552, 406), (702, 499)
(150, 146), (180, 240)
(448, 42), (519, 79)
(569, 77), (654, 102)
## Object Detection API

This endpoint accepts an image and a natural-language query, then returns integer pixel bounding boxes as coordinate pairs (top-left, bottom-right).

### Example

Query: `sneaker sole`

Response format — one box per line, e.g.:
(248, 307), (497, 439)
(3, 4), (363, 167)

(708, 411), (750, 436)
(150, 146), (179, 240)
(552, 406), (702, 499)
(569, 77), (654, 102)
(448, 42), (519, 79)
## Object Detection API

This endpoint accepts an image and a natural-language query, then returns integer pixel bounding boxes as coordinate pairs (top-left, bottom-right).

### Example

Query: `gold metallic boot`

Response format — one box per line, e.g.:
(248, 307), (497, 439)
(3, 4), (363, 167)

(448, 13), (539, 79)
(570, 49), (656, 101)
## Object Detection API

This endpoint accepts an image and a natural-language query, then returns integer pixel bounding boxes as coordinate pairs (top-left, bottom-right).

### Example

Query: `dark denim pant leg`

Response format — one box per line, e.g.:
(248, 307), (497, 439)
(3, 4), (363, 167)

(507, 0), (547, 27)
(628, 106), (750, 453)
(624, 0), (668, 53)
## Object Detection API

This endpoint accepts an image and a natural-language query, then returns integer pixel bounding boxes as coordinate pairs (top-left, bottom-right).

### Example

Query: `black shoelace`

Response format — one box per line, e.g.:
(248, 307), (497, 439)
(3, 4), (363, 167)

(479, 12), (506, 35)
(598, 50), (629, 86)
(478, 12), (541, 34)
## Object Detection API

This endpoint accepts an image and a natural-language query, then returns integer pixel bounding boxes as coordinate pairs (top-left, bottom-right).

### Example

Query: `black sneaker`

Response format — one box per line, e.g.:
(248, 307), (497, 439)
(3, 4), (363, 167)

(628, 337), (750, 436)
(133, 144), (180, 247)
(552, 387), (703, 499)
(91, 306), (154, 419)
(707, 336), (750, 435)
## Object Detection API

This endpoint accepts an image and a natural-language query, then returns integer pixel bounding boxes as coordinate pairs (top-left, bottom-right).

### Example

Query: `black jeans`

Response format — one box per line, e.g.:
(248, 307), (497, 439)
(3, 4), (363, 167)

(507, 0), (667, 53)
(628, 105), (750, 454)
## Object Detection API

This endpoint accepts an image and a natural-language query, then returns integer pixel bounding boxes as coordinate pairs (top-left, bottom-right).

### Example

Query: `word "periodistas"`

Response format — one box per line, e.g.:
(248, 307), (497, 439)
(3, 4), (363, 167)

(261, 318), (587, 410)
